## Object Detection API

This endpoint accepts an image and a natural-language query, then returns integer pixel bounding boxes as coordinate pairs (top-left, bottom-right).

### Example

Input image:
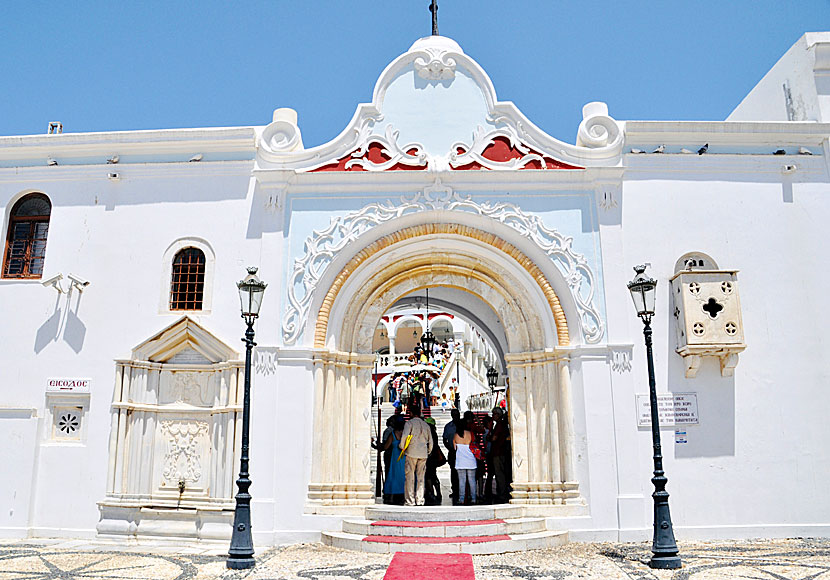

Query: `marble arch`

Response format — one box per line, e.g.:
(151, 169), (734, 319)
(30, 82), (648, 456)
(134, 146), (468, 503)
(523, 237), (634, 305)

(313, 223), (570, 349)
(305, 226), (584, 512)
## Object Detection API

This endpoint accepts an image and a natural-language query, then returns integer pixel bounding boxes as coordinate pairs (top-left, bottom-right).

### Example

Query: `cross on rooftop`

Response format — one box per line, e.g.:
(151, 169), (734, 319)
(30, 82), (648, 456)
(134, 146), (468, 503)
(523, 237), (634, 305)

(430, 0), (438, 36)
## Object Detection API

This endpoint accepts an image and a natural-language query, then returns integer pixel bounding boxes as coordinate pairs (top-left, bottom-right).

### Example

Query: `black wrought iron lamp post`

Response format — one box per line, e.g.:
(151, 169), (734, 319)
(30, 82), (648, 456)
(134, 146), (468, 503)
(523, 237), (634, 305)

(627, 264), (682, 570)
(227, 267), (267, 570)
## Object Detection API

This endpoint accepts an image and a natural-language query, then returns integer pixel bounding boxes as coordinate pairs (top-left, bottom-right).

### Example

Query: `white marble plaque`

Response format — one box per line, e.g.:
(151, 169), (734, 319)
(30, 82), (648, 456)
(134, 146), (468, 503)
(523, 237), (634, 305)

(636, 393), (698, 427)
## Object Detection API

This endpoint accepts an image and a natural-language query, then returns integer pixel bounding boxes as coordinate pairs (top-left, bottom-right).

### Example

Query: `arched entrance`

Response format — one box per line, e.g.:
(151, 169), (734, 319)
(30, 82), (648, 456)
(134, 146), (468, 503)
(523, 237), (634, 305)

(305, 223), (582, 512)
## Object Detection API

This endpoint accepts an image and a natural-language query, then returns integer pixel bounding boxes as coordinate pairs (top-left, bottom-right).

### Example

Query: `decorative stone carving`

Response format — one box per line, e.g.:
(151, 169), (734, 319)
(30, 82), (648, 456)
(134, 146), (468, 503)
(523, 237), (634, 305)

(256, 36), (623, 171)
(54, 407), (82, 440)
(260, 108), (303, 154)
(283, 180), (604, 345)
(98, 317), (243, 541)
(450, 127), (582, 171)
(670, 267), (746, 378)
(45, 392), (90, 443)
(576, 102), (622, 149)
(254, 346), (278, 375)
(609, 347), (632, 373)
(166, 372), (208, 406)
(160, 420), (209, 485)
(311, 125), (428, 172)
(598, 190), (618, 211)
(413, 45), (457, 80)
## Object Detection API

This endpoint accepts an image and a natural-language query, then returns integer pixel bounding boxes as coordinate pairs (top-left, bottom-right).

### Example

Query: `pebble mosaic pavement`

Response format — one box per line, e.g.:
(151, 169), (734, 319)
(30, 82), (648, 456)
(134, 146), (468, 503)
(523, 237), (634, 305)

(0, 538), (827, 579)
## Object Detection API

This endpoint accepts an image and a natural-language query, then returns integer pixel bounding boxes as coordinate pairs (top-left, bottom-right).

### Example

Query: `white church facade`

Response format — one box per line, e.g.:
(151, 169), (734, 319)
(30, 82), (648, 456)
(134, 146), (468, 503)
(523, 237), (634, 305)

(1, 32), (829, 545)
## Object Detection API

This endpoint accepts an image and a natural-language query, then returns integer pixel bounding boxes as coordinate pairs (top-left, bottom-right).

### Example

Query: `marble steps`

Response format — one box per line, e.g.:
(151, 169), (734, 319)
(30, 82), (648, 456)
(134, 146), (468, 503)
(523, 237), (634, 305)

(321, 504), (568, 554)
(322, 529), (568, 554)
(343, 517), (547, 537)
(365, 504), (524, 521)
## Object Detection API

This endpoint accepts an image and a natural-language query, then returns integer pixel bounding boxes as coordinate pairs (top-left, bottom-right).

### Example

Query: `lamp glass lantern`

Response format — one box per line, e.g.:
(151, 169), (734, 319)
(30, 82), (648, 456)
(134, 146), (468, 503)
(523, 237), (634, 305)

(420, 329), (436, 354)
(627, 264), (657, 322)
(419, 287), (436, 353)
(237, 267), (267, 324)
(486, 366), (499, 390)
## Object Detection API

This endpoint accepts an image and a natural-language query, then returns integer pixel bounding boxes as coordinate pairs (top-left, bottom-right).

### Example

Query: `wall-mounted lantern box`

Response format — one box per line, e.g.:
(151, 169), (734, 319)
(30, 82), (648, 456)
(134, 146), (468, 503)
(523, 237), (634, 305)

(670, 269), (746, 378)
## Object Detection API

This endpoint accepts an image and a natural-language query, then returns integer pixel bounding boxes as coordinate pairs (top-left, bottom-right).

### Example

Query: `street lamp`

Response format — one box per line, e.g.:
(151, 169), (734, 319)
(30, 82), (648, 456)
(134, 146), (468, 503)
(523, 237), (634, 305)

(627, 264), (681, 570)
(486, 366), (498, 391)
(227, 267), (267, 570)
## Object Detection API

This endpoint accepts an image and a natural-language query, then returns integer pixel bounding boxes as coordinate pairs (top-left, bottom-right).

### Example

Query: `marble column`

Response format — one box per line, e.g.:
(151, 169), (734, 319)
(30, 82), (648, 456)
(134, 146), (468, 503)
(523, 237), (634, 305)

(307, 350), (374, 510)
(557, 357), (581, 504)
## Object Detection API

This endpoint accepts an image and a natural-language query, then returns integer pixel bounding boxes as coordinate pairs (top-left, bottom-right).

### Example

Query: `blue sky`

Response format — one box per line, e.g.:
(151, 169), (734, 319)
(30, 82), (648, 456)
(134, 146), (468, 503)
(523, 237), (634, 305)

(1, 2), (827, 147)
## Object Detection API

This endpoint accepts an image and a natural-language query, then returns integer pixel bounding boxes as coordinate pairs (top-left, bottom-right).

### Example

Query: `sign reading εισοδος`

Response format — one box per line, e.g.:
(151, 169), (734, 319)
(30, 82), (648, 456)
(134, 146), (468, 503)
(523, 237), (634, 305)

(46, 378), (91, 392)
(636, 393), (698, 427)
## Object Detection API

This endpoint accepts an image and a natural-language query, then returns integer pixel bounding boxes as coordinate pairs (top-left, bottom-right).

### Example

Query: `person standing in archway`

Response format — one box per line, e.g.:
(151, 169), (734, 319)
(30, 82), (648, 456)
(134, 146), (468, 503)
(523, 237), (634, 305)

(442, 408), (461, 500)
(380, 415), (406, 505)
(490, 407), (510, 503)
(400, 404), (432, 506)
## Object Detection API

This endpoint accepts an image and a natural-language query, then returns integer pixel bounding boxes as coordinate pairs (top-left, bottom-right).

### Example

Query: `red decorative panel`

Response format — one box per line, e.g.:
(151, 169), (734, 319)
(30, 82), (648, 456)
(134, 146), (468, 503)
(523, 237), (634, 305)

(310, 142), (427, 172)
(453, 136), (583, 171)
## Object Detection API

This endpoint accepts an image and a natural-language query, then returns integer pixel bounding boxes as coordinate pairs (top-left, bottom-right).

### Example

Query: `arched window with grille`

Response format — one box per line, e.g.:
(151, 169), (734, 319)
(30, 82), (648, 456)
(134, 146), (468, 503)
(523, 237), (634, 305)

(3, 193), (52, 279)
(170, 247), (206, 310)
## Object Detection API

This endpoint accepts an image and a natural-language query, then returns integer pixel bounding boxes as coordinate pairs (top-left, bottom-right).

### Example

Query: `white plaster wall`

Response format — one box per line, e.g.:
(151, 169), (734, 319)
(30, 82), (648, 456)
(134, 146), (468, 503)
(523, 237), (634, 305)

(728, 33), (824, 122)
(613, 173), (830, 538)
(0, 163), (284, 538)
(0, 410), (38, 538)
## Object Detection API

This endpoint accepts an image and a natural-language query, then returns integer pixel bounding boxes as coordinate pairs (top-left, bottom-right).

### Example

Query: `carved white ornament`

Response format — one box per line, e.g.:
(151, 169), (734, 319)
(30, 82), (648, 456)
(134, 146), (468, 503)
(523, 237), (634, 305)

(282, 180), (604, 345)
(609, 348), (632, 373)
(261, 120), (301, 153)
(170, 372), (207, 406)
(576, 102), (623, 150)
(413, 46), (457, 80)
(254, 347), (278, 376)
(160, 420), (208, 484)
(344, 125), (427, 172)
(598, 191), (618, 211)
(450, 127), (554, 171)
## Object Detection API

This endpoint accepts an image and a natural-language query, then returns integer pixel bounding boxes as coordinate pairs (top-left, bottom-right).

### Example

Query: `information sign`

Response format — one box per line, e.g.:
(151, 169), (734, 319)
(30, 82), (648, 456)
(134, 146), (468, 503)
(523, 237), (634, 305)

(47, 378), (91, 393)
(636, 393), (698, 427)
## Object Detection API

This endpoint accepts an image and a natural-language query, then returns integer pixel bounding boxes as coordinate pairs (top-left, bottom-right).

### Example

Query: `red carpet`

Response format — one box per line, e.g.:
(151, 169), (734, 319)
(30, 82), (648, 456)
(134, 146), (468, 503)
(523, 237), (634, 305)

(365, 534), (509, 544)
(383, 552), (475, 580)
(371, 519), (504, 527)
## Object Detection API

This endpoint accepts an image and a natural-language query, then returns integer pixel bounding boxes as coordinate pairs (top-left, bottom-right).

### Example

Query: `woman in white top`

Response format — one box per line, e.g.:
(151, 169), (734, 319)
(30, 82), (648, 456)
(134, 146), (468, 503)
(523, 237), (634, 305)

(453, 417), (478, 505)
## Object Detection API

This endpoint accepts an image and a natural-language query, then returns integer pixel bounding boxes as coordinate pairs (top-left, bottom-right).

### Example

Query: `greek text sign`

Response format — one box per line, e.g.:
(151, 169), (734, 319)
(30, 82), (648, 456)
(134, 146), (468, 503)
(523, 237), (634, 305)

(636, 393), (698, 427)
(47, 378), (91, 392)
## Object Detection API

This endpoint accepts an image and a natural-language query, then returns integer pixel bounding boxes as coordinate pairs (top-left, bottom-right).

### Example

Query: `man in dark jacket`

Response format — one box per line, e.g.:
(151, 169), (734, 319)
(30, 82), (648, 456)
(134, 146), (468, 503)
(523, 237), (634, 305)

(490, 407), (511, 503)
(442, 408), (461, 500)
(424, 417), (444, 505)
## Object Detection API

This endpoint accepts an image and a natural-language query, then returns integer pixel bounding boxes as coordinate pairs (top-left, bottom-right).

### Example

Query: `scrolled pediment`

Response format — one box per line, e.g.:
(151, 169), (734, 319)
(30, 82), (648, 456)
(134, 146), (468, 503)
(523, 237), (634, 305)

(256, 36), (622, 172)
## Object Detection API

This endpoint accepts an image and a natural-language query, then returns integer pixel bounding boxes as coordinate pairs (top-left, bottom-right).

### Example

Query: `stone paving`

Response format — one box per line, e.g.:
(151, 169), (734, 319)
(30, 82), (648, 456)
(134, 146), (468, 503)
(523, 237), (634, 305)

(0, 538), (828, 579)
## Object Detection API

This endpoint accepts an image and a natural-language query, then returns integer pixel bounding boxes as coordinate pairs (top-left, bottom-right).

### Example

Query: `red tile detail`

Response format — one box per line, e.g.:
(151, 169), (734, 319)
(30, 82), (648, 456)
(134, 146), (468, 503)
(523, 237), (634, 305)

(384, 552), (474, 580)
(365, 534), (510, 544)
(371, 519), (504, 528)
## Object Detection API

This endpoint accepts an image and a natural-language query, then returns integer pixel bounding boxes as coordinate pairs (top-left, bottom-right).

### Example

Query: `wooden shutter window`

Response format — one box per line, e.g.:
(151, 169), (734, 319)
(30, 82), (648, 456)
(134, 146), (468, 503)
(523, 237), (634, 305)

(170, 247), (206, 310)
(3, 193), (51, 279)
